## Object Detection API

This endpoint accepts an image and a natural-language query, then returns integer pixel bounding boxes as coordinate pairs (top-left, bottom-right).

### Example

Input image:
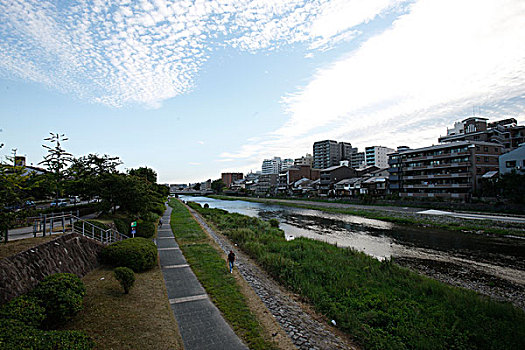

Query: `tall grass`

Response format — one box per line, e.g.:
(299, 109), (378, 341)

(190, 202), (525, 350)
(169, 200), (278, 350)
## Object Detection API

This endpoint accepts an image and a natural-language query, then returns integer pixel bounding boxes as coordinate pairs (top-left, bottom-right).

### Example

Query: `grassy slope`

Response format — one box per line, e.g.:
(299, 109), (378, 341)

(169, 199), (279, 350)
(192, 203), (525, 350)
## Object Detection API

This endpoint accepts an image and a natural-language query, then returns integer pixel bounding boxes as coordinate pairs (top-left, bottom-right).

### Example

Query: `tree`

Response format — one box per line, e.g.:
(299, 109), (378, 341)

(128, 167), (157, 183)
(211, 179), (226, 194)
(67, 154), (121, 199)
(497, 171), (525, 204)
(39, 133), (72, 201)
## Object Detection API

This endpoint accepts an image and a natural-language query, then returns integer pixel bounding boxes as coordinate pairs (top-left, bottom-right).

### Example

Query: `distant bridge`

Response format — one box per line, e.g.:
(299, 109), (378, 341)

(170, 190), (214, 196)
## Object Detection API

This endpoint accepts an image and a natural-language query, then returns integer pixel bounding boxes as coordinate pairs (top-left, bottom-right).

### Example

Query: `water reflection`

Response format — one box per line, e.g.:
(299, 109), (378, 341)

(181, 196), (525, 270)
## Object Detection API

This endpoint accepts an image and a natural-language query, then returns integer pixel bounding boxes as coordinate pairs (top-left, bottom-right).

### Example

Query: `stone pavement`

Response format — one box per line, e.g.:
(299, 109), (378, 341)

(157, 206), (248, 350)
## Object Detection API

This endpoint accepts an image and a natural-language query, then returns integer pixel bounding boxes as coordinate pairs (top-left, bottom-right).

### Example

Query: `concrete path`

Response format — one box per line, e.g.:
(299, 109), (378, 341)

(157, 206), (248, 350)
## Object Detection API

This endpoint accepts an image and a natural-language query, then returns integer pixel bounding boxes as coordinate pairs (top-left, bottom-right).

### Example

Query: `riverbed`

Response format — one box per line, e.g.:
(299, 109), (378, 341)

(181, 196), (525, 308)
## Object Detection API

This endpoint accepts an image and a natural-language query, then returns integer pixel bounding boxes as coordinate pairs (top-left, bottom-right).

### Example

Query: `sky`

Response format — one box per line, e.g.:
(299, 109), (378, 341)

(1, 0), (524, 184)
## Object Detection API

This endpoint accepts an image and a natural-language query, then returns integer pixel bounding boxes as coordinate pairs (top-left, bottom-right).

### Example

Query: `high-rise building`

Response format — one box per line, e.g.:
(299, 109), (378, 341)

(365, 146), (395, 168)
(262, 157), (282, 174)
(313, 140), (340, 169)
(350, 151), (365, 169)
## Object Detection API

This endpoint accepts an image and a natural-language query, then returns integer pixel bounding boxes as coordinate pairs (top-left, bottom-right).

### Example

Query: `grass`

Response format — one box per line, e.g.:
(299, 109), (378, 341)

(191, 202), (525, 350)
(0, 235), (64, 259)
(211, 195), (525, 237)
(169, 199), (280, 350)
(60, 266), (183, 350)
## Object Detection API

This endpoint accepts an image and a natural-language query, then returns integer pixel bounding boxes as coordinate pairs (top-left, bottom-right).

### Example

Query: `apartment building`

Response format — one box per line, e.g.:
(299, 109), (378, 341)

(365, 146), (394, 168)
(439, 117), (525, 152)
(282, 158), (294, 171)
(388, 141), (502, 200)
(221, 172), (243, 187)
(294, 153), (313, 167)
(313, 140), (340, 169)
(313, 140), (365, 169)
(262, 157), (282, 174)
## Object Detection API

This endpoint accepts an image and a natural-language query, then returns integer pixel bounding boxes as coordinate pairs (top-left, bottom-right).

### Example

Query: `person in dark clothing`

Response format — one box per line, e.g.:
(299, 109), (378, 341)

(228, 250), (235, 273)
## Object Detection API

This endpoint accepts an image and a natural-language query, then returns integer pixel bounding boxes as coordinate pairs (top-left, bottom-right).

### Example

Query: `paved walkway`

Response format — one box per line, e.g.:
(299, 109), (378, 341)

(157, 206), (248, 350)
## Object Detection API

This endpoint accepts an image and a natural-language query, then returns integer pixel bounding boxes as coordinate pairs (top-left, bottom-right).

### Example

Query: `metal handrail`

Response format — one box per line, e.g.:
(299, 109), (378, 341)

(70, 215), (129, 244)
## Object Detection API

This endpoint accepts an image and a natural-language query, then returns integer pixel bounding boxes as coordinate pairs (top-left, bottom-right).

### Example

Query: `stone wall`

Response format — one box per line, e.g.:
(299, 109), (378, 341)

(0, 233), (104, 304)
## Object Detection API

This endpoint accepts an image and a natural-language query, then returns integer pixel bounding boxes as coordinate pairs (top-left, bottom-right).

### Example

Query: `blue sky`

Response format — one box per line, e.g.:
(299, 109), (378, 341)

(1, 0), (524, 183)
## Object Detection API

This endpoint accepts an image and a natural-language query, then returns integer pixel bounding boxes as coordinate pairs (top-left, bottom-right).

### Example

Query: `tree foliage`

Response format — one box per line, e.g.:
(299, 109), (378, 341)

(211, 179), (226, 194)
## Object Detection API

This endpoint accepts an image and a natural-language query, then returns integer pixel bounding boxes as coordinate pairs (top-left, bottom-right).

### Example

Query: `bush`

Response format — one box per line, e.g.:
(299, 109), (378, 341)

(100, 237), (157, 272)
(29, 273), (86, 327)
(114, 267), (135, 294)
(0, 319), (94, 350)
(113, 218), (132, 236)
(268, 219), (279, 228)
(136, 219), (156, 238)
(0, 295), (45, 328)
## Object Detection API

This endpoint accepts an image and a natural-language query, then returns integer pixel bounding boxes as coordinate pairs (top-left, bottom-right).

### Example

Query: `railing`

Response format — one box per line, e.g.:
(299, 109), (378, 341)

(29, 213), (128, 244)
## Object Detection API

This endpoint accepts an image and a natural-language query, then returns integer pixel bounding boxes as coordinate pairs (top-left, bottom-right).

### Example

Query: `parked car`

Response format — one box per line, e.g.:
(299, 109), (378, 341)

(69, 196), (80, 204)
(24, 200), (36, 208)
(50, 199), (68, 207)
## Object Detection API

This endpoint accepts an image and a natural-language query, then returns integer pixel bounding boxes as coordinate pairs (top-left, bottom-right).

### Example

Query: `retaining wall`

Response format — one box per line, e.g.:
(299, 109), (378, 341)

(0, 233), (104, 304)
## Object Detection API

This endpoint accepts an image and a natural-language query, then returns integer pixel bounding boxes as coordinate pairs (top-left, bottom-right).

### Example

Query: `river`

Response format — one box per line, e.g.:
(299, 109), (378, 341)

(180, 196), (525, 308)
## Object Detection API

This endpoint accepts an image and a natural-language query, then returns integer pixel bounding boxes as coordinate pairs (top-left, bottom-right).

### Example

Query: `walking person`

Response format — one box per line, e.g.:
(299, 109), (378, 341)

(228, 250), (235, 273)
(159, 218), (163, 228)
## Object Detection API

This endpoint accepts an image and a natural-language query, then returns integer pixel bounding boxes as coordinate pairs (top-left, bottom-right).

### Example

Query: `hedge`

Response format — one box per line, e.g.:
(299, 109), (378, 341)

(136, 219), (156, 238)
(0, 319), (94, 350)
(0, 295), (45, 328)
(100, 237), (157, 272)
(29, 273), (86, 328)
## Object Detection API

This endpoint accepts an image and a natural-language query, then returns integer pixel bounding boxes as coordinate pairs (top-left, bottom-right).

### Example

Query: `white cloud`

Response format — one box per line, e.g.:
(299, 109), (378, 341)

(276, 0), (525, 147)
(0, 0), (401, 107)
(222, 0), (525, 163)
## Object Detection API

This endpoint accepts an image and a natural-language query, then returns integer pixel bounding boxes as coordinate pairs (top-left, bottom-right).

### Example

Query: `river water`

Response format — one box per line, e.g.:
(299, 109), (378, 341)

(181, 196), (525, 307)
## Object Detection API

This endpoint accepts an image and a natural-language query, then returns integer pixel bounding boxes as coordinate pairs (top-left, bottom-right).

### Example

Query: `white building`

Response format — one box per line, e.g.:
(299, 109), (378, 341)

(294, 153), (313, 167)
(262, 157), (282, 174)
(365, 146), (395, 168)
(499, 144), (525, 175)
(282, 158), (294, 171)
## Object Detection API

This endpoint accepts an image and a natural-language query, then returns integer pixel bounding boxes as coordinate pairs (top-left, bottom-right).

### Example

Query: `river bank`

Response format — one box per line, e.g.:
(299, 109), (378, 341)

(210, 195), (525, 237)
(196, 195), (525, 310)
(188, 201), (525, 349)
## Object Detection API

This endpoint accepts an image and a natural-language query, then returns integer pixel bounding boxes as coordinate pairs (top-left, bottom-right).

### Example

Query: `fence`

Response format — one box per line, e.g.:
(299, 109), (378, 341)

(3, 211), (128, 245)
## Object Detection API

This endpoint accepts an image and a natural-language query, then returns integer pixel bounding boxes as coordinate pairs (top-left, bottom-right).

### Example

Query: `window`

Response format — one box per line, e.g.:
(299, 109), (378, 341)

(484, 157), (489, 162)
(476, 157), (480, 162)
(484, 146), (488, 152)
(506, 160), (516, 168)
(476, 146), (480, 151)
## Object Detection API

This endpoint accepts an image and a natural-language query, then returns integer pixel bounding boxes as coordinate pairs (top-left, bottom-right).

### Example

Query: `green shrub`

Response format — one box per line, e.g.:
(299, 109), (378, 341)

(113, 218), (132, 236)
(150, 202), (166, 216)
(0, 319), (94, 350)
(136, 219), (156, 238)
(0, 295), (45, 328)
(268, 218), (280, 228)
(29, 273), (86, 327)
(114, 267), (135, 294)
(100, 238), (157, 272)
